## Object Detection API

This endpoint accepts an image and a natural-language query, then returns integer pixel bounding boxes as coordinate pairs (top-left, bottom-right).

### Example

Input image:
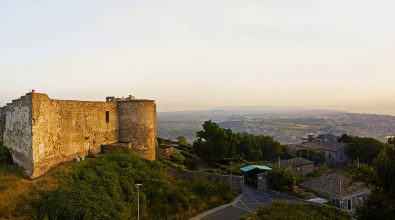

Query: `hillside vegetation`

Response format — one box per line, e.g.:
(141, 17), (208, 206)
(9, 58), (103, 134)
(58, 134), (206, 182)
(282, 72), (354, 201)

(340, 133), (385, 164)
(193, 120), (290, 163)
(245, 202), (351, 220)
(347, 137), (395, 219)
(0, 144), (235, 220)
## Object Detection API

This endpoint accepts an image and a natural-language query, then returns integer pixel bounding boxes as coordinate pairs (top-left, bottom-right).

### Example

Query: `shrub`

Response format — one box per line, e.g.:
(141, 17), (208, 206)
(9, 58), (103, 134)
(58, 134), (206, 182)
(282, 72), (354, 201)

(181, 151), (200, 171)
(290, 187), (316, 199)
(37, 152), (235, 220)
(267, 168), (296, 190)
(296, 149), (326, 165)
(0, 143), (13, 166)
(248, 202), (352, 220)
(170, 152), (186, 165)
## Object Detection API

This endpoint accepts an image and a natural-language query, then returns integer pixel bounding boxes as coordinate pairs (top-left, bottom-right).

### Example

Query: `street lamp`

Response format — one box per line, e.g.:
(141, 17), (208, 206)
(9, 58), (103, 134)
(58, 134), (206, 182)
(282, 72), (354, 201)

(229, 161), (234, 191)
(135, 183), (142, 220)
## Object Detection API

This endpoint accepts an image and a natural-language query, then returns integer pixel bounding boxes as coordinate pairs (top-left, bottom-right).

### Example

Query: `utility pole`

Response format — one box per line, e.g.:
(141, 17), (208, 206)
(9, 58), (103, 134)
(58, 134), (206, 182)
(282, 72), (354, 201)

(135, 183), (142, 220)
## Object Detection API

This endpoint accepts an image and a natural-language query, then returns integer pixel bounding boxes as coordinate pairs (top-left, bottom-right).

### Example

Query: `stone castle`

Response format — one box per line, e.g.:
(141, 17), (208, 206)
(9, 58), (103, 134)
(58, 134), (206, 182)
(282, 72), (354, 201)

(0, 91), (157, 178)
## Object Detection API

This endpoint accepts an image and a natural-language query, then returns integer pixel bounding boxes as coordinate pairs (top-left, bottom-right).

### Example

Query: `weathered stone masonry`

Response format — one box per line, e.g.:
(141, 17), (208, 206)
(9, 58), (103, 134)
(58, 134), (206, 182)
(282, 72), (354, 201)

(1, 92), (157, 178)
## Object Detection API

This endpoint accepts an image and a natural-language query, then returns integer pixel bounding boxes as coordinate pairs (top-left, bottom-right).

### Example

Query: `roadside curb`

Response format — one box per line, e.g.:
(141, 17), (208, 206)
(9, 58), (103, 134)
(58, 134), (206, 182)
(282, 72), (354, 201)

(189, 194), (243, 220)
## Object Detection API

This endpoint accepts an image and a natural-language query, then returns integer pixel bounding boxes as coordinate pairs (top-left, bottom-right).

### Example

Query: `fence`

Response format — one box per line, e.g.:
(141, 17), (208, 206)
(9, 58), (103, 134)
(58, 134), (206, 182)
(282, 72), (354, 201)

(167, 168), (245, 193)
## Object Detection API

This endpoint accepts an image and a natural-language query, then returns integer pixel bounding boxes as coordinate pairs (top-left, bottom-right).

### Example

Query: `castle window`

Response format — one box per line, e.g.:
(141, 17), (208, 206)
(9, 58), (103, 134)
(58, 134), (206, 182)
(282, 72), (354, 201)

(106, 111), (110, 123)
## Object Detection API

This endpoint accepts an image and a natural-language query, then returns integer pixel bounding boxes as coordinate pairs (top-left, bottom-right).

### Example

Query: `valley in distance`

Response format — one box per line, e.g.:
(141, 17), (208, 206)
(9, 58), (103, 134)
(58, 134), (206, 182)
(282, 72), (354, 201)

(158, 106), (395, 144)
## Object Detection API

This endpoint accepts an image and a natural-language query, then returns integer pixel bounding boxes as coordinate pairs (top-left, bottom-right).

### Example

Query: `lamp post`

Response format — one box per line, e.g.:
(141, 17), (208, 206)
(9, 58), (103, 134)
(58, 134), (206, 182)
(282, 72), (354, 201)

(135, 183), (142, 220)
(229, 161), (234, 191)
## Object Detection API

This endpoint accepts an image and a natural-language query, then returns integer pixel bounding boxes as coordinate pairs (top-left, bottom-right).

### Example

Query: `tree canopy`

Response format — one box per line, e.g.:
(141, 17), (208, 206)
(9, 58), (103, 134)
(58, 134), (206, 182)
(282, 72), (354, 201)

(348, 137), (395, 219)
(340, 134), (385, 164)
(296, 148), (326, 165)
(193, 120), (290, 163)
(267, 168), (296, 190)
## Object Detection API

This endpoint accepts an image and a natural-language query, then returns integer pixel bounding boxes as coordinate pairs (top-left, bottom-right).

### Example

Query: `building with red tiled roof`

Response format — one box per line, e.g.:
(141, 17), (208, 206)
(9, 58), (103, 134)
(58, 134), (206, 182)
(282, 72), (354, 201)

(299, 173), (369, 211)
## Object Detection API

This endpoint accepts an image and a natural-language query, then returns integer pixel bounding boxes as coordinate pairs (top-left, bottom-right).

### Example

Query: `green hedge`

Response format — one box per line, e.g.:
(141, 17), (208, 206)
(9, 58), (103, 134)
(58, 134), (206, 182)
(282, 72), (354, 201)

(249, 202), (352, 220)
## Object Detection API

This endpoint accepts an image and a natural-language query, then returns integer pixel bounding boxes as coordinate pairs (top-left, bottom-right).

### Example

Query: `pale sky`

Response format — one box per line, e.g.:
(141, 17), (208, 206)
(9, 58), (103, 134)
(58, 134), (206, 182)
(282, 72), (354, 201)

(1, 0), (395, 114)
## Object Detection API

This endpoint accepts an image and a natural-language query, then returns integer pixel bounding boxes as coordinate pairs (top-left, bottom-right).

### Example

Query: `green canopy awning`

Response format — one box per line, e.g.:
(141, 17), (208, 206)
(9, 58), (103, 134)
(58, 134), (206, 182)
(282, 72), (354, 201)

(240, 165), (272, 172)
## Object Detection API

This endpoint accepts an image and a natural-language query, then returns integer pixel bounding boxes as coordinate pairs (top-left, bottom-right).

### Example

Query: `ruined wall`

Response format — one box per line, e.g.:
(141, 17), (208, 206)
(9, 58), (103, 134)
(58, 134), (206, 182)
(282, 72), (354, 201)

(117, 100), (156, 160)
(0, 107), (6, 143)
(3, 94), (33, 176)
(31, 93), (118, 178)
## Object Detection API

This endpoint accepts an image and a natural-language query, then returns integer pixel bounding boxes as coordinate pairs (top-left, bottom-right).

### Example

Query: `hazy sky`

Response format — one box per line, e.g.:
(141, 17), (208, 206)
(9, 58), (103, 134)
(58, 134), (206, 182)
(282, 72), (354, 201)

(1, 0), (395, 114)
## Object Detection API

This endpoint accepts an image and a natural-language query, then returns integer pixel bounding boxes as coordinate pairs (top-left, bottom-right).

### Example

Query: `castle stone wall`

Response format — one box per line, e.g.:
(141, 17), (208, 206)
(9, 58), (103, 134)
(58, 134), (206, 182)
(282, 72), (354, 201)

(3, 94), (34, 176)
(1, 91), (157, 178)
(31, 93), (118, 177)
(117, 100), (156, 160)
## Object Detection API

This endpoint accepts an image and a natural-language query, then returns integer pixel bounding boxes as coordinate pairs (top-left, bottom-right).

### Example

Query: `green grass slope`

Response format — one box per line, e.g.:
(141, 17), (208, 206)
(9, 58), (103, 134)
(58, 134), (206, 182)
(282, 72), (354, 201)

(0, 144), (235, 220)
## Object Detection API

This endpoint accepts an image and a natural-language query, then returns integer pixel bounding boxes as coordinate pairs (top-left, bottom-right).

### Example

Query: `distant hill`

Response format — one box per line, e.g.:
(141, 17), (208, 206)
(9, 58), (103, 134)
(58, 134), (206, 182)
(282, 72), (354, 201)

(158, 107), (395, 144)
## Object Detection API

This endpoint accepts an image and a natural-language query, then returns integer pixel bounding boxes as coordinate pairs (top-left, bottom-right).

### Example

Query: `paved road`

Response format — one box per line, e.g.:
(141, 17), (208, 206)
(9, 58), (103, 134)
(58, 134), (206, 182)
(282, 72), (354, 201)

(202, 187), (301, 220)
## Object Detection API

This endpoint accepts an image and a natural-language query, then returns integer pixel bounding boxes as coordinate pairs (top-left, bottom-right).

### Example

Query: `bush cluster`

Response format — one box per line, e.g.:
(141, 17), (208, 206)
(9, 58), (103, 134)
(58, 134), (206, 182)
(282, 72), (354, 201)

(170, 152), (186, 165)
(246, 202), (351, 220)
(0, 143), (13, 166)
(193, 120), (291, 163)
(267, 168), (296, 190)
(37, 151), (234, 220)
(296, 148), (326, 165)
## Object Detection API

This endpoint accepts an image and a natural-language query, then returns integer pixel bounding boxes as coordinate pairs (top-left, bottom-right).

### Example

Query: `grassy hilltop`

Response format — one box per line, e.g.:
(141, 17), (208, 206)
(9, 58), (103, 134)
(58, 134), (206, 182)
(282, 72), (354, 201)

(0, 144), (235, 220)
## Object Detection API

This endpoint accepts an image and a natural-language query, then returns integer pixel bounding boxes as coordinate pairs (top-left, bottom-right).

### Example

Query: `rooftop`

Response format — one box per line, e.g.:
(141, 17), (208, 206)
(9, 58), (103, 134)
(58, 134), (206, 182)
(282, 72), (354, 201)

(298, 141), (346, 152)
(278, 157), (314, 168)
(298, 173), (369, 198)
(240, 165), (272, 172)
(317, 134), (340, 142)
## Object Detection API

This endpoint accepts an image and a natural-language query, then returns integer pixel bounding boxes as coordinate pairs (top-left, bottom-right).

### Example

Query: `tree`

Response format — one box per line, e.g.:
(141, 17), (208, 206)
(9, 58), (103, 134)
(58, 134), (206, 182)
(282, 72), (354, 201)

(340, 134), (385, 164)
(296, 149), (326, 165)
(176, 136), (188, 146)
(348, 137), (395, 219)
(267, 168), (296, 190)
(170, 152), (186, 165)
(193, 120), (287, 163)
(193, 120), (238, 163)
(176, 136), (192, 151)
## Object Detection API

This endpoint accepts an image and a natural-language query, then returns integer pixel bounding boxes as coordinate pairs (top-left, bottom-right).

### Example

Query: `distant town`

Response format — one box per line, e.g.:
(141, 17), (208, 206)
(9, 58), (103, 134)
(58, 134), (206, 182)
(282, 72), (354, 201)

(158, 107), (395, 144)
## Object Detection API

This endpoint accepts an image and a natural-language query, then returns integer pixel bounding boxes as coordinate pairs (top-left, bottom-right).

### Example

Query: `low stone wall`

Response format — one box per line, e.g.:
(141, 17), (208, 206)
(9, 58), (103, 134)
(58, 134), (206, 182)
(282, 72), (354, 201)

(167, 168), (244, 193)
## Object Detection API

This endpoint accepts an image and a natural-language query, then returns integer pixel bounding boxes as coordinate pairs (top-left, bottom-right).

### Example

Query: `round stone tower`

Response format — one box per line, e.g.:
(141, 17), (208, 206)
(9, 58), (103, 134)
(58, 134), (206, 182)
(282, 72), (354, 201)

(116, 98), (156, 161)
